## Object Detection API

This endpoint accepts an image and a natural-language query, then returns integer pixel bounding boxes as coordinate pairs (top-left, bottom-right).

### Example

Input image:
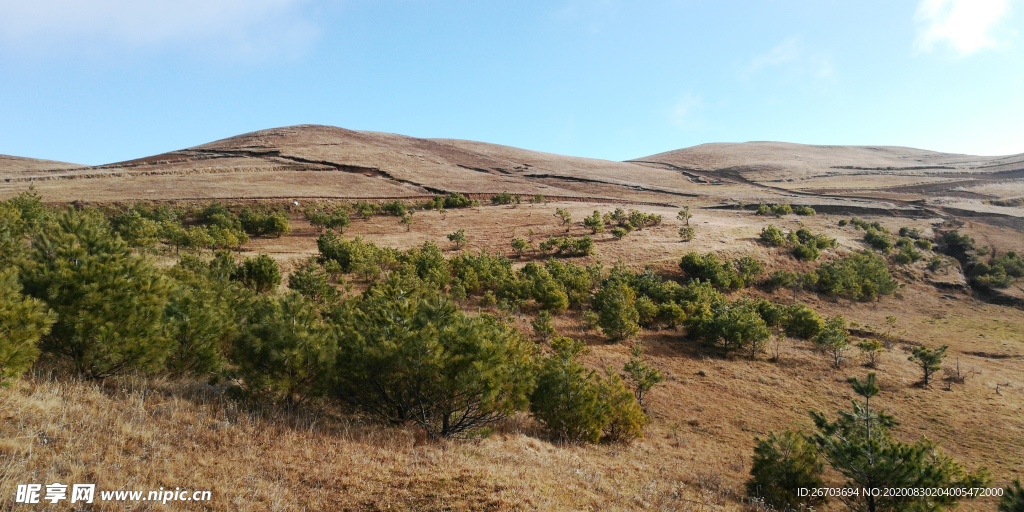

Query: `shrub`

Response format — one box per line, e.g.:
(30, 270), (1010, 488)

(766, 270), (799, 290)
(679, 252), (742, 290)
(772, 204), (793, 217)
(532, 337), (644, 443)
(240, 208), (290, 237)
(353, 201), (380, 219)
(20, 209), (171, 379)
(793, 205), (816, 216)
(490, 192), (513, 205)
(230, 293), (336, 405)
(814, 316), (849, 368)
(162, 259), (240, 378)
(895, 245), (923, 265)
(0, 269), (55, 385)
(511, 237), (528, 256)
(733, 256), (764, 283)
(838, 219), (848, 226)
(288, 260), (338, 304)
(783, 304), (824, 339)
(448, 229), (468, 249)
(814, 252), (898, 301)
(532, 310), (557, 340)
(335, 281), (535, 438)
(759, 225), (786, 247)
(678, 226), (695, 241)
(755, 204), (772, 216)
(583, 210), (604, 234)
(914, 238), (932, 250)
(908, 345), (948, 386)
(792, 243), (821, 261)
(746, 431), (825, 511)
(236, 254), (281, 293)
(380, 200), (408, 216)
(999, 479), (1024, 512)
(622, 344), (664, 410)
(611, 227), (627, 240)
(593, 277), (641, 341)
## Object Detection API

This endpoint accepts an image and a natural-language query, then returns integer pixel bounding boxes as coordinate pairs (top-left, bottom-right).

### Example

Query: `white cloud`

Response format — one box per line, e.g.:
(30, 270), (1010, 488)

(0, 0), (317, 57)
(914, 0), (1010, 55)
(669, 93), (702, 129)
(742, 37), (835, 86)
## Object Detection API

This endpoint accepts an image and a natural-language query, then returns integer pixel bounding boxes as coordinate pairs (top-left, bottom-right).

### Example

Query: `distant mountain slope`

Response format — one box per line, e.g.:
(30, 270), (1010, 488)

(631, 142), (1024, 204)
(0, 154), (84, 173)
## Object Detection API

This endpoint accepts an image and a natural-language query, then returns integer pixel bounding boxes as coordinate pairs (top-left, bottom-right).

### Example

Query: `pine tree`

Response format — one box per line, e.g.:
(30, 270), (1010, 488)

(810, 373), (991, 512)
(908, 345), (948, 386)
(815, 315), (850, 368)
(0, 269), (55, 385)
(20, 209), (171, 379)
(530, 336), (606, 443)
(622, 344), (664, 411)
(999, 479), (1024, 512)
(236, 254), (281, 293)
(334, 279), (535, 438)
(592, 277), (640, 341)
(746, 430), (825, 511)
(230, 292), (337, 405)
(676, 206), (692, 226)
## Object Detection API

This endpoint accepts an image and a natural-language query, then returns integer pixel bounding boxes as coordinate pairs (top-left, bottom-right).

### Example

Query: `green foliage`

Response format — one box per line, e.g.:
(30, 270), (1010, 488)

(772, 204), (793, 216)
(814, 252), (898, 301)
(795, 228), (837, 249)
(766, 270), (799, 290)
(306, 205), (352, 233)
(838, 219), (849, 226)
(0, 269), (55, 385)
(895, 245), (924, 265)
(685, 297), (769, 357)
(490, 192), (514, 205)
(793, 205), (816, 216)
(288, 259), (339, 304)
(598, 368), (647, 443)
(593, 276), (640, 341)
(864, 228), (893, 253)
(163, 257), (242, 377)
(532, 310), (557, 340)
(815, 316), (850, 368)
(678, 226), (695, 241)
(240, 208), (290, 237)
(448, 228), (468, 249)
(849, 217), (886, 232)
(908, 345), (948, 386)
(230, 293), (336, 404)
(611, 227), (627, 240)
(899, 227), (922, 239)
(353, 201), (381, 219)
(109, 209), (160, 249)
(746, 431), (826, 511)
(755, 204), (772, 216)
(20, 209), (171, 379)
(236, 254), (281, 293)
(427, 192), (477, 210)
(335, 281), (535, 438)
(760, 225), (786, 247)
(857, 338), (884, 368)
(792, 243), (821, 261)
(531, 337), (645, 443)
(783, 303), (824, 339)
(622, 344), (664, 411)
(678, 252), (749, 290)
(810, 373), (990, 512)
(966, 251), (1024, 288)
(676, 206), (692, 225)
(999, 479), (1024, 512)
(380, 200), (408, 216)
(583, 210), (604, 234)
(511, 237), (528, 256)
(539, 235), (594, 257)
(554, 208), (572, 226)
(914, 238), (932, 250)
(626, 209), (662, 230)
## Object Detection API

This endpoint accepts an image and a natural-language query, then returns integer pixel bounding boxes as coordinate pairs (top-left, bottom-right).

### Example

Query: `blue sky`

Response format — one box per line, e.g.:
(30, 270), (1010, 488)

(1, 0), (1021, 165)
